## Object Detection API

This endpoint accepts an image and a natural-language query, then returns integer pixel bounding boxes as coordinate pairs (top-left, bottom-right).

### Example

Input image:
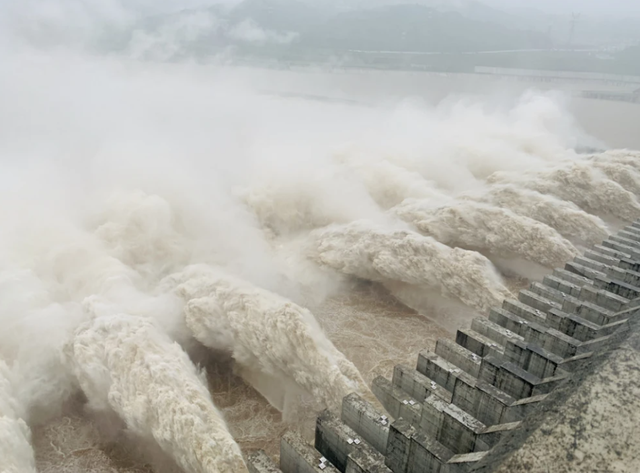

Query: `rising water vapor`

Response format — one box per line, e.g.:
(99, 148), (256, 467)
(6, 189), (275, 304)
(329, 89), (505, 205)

(0, 361), (36, 473)
(64, 314), (249, 473)
(162, 265), (375, 412)
(466, 184), (611, 245)
(338, 156), (583, 263)
(488, 162), (640, 222)
(336, 155), (448, 210)
(307, 221), (511, 313)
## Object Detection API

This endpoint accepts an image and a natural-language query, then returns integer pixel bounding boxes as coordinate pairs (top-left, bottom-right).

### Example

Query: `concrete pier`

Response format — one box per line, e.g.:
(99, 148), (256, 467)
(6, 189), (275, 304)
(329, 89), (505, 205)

(251, 220), (640, 473)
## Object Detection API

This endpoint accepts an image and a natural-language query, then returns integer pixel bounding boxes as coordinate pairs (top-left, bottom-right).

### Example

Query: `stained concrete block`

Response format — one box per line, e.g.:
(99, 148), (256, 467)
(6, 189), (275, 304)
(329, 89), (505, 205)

(545, 307), (627, 342)
(489, 306), (586, 360)
(489, 308), (547, 346)
(579, 284), (629, 311)
(623, 224), (640, 233)
(445, 367), (517, 427)
(583, 249), (622, 268)
(609, 234), (640, 249)
(525, 344), (565, 378)
(528, 282), (571, 306)
(573, 255), (614, 275)
(385, 419), (415, 473)
(471, 317), (523, 348)
(518, 290), (561, 316)
(409, 430), (454, 473)
(393, 365), (452, 404)
(435, 339), (482, 378)
(593, 243), (632, 261)
(419, 395), (486, 454)
(601, 240), (640, 263)
(565, 260), (608, 283)
(341, 393), (390, 456)
(484, 359), (538, 399)
(618, 268), (640, 288)
(417, 351), (468, 393)
(281, 431), (340, 473)
(540, 327), (583, 358)
(346, 447), (393, 473)
(622, 225), (640, 238)
(414, 352), (519, 426)
(618, 256), (640, 273)
(619, 230), (640, 242)
(479, 356), (567, 400)
(542, 274), (582, 298)
(315, 410), (388, 473)
(560, 296), (615, 326)
(456, 329), (504, 358)
(247, 450), (281, 473)
(372, 377), (422, 427)
(502, 299), (547, 324)
(502, 338), (565, 379)
(473, 380), (518, 426)
(449, 375), (482, 424)
(315, 410), (360, 472)
(552, 268), (593, 288)
(593, 276), (640, 300)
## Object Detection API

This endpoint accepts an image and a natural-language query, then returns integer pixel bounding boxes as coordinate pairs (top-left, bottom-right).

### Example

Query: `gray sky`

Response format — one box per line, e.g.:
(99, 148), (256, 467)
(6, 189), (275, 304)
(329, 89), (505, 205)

(481, 0), (640, 17)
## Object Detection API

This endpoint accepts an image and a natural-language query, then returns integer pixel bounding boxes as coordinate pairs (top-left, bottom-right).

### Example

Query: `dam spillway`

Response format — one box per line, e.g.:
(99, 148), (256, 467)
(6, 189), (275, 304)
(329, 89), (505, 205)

(247, 222), (640, 473)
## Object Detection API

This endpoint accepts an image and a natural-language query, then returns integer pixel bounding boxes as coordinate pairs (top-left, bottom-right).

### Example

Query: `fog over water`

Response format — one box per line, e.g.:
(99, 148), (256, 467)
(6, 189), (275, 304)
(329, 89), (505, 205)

(1, 1), (640, 472)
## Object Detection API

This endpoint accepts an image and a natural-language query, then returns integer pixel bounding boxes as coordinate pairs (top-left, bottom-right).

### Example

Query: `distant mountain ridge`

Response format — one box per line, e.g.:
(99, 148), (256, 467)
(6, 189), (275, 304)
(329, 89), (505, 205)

(126, 0), (550, 55)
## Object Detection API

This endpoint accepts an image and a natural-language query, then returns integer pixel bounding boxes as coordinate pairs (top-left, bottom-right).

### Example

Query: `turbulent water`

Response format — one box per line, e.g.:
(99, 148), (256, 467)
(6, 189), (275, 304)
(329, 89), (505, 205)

(1, 32), (640, 472)
(307, 221), (512, 313)
(64, 314), (249, 473)
(0, 361), (36, 473)
(164, 265), (376, 413)
(488, 161), (640, 222)
(468, 184), (611, 246)
(392, 198), (579, 268)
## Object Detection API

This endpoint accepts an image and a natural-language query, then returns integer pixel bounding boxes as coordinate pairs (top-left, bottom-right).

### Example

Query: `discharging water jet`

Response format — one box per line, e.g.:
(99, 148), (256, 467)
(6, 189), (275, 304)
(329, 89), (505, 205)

(64, 314), (249, 473)
(306, 221), (511, 313)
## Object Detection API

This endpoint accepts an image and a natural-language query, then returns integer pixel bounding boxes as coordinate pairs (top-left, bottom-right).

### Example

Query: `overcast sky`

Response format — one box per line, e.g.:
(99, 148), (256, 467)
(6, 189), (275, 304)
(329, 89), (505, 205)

(192, 0), (640, 19)
(469, 0), (640, 17)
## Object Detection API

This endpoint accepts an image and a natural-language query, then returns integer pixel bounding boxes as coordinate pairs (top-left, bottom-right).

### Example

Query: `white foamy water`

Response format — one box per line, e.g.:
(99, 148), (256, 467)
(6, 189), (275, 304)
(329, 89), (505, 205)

(64, 314), (249, 473)
(392, 198), (580, 268)
(163, 265), (376, 413)
(1, 18), (640, 471)
(0, 360), (36, 473)
(469, 184), (611, 246)
(307, 221), (512, 313)
(488, 161), (640, 222)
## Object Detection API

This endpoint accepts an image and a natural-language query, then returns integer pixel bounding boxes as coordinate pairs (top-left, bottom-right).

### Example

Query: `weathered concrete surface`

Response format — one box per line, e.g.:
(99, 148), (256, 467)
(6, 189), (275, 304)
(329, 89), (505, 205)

(475, 308), (640, 473)
(494, 324), (640, 472)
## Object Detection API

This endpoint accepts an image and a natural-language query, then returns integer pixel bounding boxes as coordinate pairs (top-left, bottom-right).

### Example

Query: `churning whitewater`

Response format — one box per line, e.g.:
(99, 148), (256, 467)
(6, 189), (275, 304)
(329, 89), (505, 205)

(64, 314), (250, 473)
(164, 265), (376, 412)
(0, 361), (36, 473)
(2, 37), (640, 472)
(488, 161), (640, 222)
(307, 221), (512, 313)
(392, 199), (580, 268)
(467, 184), (611, 246)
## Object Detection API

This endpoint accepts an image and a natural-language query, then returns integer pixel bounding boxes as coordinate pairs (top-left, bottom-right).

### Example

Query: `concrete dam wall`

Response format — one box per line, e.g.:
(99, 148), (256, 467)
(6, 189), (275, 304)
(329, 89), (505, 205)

(246, 222), (640, 473)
